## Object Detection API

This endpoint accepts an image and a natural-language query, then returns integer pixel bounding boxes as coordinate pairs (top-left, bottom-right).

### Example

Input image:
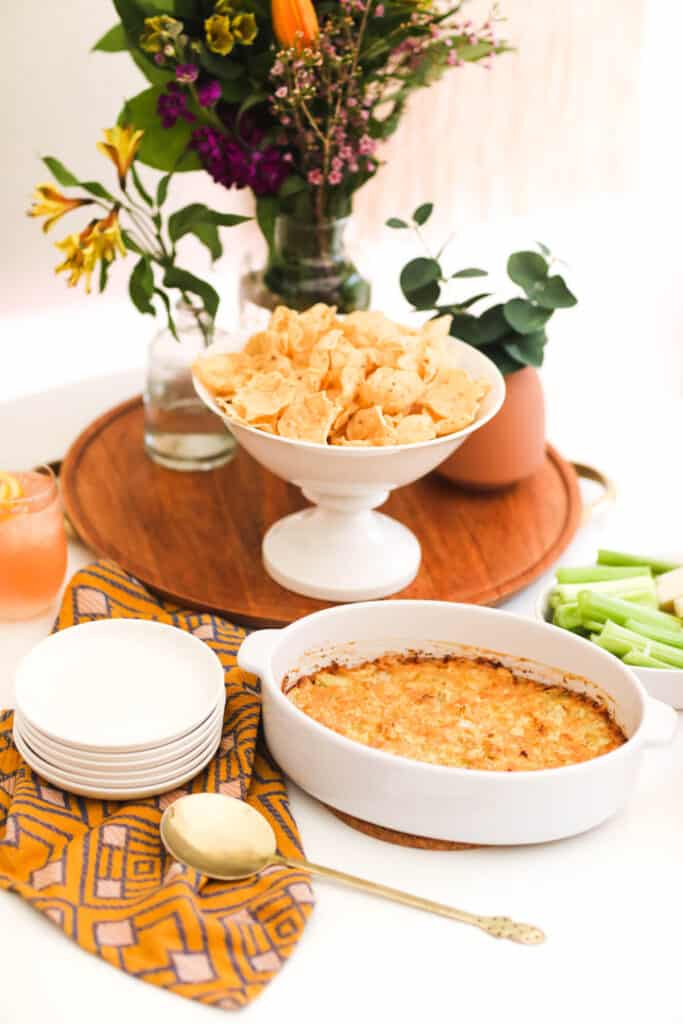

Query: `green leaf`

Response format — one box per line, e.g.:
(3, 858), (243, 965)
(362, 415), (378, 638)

(119, 87), (201, 173)
(452, 267), (487, 279)
(156, 174), (171, 207)
(400, 257), (441, 303)
(189, 223), (223, 262)
(386, 217), (409, 229)
(532, 275), (577, 309)
(168, 202), (249, 243)
(199, 43), (247, 81)
(488, 344), (526, 376)
(478, 303), (510, 344)
(503, 298), (552, 334)
(256, 196), (278, 252)
(507, 251), (549, 291)
(130, 163), (153, 207)
(502, 329), (548, 368)
(406, 280), (440, 310)
(98, 258), (111, 294)
(278, 175), (307, 199)
(163, 265), (219, 320)
(456, 291), (491, 310)
(131, 48), (174, 86)
(121, 230), (144, 255)
(412, 202), (433, 226)
(536, 241), (552, 259)
(42, 157), (80, 187)
(129, 256), (155, 315)
(154, 288), (179, 340)
(92, 24), (127, 52)
(448, 313), (484, 346)
(236, 90), (270, 131)
(79, 180), (117, 202)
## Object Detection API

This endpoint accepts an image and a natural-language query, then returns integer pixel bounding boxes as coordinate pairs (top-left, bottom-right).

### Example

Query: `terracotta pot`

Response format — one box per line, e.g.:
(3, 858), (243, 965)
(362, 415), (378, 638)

(437, 366), (546, 490)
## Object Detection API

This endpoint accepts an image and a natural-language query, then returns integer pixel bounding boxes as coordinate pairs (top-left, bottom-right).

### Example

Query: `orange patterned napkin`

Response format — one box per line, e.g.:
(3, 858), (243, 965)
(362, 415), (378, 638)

(0, 560), (314, 1011)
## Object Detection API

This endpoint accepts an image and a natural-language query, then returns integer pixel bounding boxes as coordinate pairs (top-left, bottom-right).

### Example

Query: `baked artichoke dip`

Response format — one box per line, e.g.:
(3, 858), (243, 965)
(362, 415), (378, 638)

(287, 654), (626, 771)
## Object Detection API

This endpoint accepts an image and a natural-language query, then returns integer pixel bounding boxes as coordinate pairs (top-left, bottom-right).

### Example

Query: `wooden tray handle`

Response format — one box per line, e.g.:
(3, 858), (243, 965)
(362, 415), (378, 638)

(572, 462), (616, 524)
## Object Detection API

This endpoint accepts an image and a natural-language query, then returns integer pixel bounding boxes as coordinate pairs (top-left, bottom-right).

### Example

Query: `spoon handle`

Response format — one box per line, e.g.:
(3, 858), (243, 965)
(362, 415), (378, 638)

(272, 855), (545, 944)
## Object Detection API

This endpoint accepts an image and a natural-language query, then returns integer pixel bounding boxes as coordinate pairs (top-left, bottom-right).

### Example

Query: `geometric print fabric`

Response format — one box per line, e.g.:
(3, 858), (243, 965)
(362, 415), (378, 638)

(0, 561), (314, 1010)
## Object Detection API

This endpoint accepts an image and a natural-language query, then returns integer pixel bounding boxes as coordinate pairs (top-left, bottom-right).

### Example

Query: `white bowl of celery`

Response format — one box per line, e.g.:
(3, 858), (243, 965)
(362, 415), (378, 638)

(537, 549), (683, 709)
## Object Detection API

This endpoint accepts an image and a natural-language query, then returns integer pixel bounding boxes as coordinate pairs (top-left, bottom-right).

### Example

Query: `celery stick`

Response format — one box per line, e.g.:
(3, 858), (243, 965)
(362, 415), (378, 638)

(592, 634), (631, 657)
(601, 621), (683, 668)
(577, 591), (682, 631)
(581, 619), (605, 633)
(553, 604), (582, 630)
(623, 618), (683, 649)
(554, 576), (655, 603)
(549, 593), (563, 611)
(623, 650), (673, 669)
(597, 550), (680, 575)
(555, 565), (652, 583)
(624, 592), (658, 608)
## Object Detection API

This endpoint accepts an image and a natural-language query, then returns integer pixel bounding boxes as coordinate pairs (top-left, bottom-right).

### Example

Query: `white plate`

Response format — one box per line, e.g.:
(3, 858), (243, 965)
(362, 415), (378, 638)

(14, 718), (223, 784)
(15, 619), (225, 751)
(13, 722), (221, 800)
(14, 695), (224, 769)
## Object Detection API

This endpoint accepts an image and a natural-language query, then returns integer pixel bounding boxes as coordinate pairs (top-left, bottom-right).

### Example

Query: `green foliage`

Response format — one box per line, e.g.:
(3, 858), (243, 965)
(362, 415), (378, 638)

(162, 266), (219, 320)
(129, 256), (155, 315)
(42, 157), (116, 202)
(92, 24), (127, 52)
(256, 196), (278, 254)
(119, 88), (201, 173)
(391, 202), (578, 375)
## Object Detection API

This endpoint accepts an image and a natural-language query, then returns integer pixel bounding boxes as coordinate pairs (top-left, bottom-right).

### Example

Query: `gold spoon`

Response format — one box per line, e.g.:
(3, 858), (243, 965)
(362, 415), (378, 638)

(160, 793), (545, 945)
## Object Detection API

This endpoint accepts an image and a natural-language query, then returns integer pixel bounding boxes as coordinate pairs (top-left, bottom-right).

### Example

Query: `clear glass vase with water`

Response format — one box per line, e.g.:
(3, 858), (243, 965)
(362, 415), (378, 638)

(144, 303), (236, 472)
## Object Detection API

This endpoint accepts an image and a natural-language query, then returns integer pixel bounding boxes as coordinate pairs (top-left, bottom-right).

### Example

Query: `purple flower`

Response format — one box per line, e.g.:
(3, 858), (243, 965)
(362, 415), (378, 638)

(176, 63), (199, 84)
(190, 125), (290, 197)
(157, 83), (196, 129)
(197, 79), (222, 107)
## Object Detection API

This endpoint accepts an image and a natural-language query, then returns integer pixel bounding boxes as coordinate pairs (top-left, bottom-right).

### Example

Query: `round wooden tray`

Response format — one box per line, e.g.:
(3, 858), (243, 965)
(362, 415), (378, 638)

(62, 396), (584, 628)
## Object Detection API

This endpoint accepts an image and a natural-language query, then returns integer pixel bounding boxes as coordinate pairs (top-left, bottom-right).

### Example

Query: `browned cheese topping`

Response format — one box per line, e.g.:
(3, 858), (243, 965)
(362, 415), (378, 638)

(287, 655), (626, 771)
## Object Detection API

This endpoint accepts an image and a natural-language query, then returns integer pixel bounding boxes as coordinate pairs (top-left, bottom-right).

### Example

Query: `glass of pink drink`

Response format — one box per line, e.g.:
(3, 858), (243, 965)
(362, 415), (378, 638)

(0, 466), (68, 621)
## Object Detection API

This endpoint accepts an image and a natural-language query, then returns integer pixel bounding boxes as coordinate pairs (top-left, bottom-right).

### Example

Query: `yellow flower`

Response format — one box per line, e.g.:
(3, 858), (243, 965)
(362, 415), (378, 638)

(205, 14), (235, 55)
(54, 229), (99, 293)
(139, 15), (183, 53)
(96, 125), (144, 188)
(54, 211), (126, 294)
(232, 12), (257, 44)
(91, 209), (126, 263)
(271, 0), (318, 50)
(27, 184), (93, 234)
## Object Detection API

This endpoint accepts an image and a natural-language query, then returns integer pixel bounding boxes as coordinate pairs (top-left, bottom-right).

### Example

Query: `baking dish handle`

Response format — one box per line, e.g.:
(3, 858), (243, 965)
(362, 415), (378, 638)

(640, 698), (679, 747)
(237, 629), (282, 678)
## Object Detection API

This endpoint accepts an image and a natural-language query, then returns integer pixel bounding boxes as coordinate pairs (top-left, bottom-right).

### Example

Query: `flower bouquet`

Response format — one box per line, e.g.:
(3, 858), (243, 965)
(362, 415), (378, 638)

(97, 0), (508, 312)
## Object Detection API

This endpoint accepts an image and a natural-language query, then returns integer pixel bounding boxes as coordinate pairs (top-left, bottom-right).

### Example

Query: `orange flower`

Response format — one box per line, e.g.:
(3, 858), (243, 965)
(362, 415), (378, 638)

(96, 125), (144, 188)
(28, 184), (93, 233)
(271, 0), (319, 50)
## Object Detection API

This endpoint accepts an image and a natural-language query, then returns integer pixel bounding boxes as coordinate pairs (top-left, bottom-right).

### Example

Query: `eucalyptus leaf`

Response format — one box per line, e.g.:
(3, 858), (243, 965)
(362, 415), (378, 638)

(488, 344), (526, 376)
(129, 256), (155, 315)
(448, 313), (484, 346)
(455, 292), (491, 310)
(477, 303), (510, 344)
(412, 202), (433, 226)
(163, 265), (219, 319)
(407, 280), (440, 310)
(451, 267), (487, 279)
(532, 275), (577, 309)
(386, 217), (409, 229)
(502, 330), (547, 368)
(503, 298), (552, 334)
(400, 257), (441, 302)
(92, 24), (127, 52)
(536, 241), (552, 259)
(507, 251), (548, 291)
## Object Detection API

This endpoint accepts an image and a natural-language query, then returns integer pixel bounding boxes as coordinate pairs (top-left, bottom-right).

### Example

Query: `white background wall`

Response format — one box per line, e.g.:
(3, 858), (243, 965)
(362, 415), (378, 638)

(1, 0), (682, 418)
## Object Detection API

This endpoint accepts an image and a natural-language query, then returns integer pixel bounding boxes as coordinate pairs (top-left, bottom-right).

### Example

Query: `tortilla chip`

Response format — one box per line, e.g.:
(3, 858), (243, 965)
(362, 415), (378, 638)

(277, 393), (339, 444)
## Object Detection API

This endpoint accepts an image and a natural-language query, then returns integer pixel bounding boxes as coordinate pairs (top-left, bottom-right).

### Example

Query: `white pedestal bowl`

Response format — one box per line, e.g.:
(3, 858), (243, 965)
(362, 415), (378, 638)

(194, 339), (505, 602)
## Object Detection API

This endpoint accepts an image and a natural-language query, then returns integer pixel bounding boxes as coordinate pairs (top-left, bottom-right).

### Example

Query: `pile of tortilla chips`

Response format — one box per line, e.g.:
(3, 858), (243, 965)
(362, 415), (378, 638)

(194, 304), (489, 446)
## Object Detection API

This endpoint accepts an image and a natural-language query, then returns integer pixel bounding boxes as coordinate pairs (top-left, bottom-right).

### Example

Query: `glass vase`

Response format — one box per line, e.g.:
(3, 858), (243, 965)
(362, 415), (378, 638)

(239, 214), (371, 330)
(143, 305), (236, 472)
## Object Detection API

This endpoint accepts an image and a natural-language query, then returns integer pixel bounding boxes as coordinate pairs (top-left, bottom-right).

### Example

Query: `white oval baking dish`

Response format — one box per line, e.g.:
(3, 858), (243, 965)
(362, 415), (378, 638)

(238, 601), (678, 845)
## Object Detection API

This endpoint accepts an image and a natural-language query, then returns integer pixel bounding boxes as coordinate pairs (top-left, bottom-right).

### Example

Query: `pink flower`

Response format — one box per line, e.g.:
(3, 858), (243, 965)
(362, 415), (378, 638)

(275, 86), (288, 99)
(374, 3), (385, 15)
(331, 155), (343, 171)
(358, 134), (375, 155)
(307, 169), (324, 185)
(447, 50), (458, 65)
(328, 169), (343, 185)
(272, 61), (285, 76)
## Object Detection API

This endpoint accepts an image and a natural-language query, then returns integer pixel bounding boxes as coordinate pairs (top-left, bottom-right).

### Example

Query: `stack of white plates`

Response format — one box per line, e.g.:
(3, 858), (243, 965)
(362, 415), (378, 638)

(13, 619), (225, 799)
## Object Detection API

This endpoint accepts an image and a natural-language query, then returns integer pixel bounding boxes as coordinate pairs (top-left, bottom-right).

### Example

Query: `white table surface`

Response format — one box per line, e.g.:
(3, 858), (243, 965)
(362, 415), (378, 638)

(1, 367), (683, 1024)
